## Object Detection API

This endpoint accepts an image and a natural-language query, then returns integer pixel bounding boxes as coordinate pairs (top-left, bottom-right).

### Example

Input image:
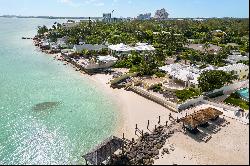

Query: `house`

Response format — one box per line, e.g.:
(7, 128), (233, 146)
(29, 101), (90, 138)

(153, 31), (171, 35)
(225, 53), (249, 64)
(217, 63), (249, 80)
(73, 44), (107, 53)
(226, 43), (239, 48)
(212, 29), (227, 36)
(57, 37), (69, 48)
(184, 44), (221, 54)
(159, 64), (215, 88)
(108, 43), (133, 52)
(77, 55), (118, 71)
(133, 43), (155, 51)
(62, 22), (80, 29)
(108, 43), (155, 57)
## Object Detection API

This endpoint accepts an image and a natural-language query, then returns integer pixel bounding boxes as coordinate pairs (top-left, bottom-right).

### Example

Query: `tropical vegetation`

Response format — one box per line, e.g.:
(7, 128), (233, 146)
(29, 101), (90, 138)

(176, 88), (201, 102)
(224, 92), (249, 110)
(38, 18), (249, 78)
(198, 70), (238, 92)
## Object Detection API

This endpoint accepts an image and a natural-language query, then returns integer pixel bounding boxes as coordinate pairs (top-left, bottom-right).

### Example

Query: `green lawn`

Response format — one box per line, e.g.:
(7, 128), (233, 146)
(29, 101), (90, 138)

(176, 88), (201, 103)
(224, 93), (249, 110)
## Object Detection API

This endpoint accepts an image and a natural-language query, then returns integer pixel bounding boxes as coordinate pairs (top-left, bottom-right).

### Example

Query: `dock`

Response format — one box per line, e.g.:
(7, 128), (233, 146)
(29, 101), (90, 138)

(22, 37), (33, 40)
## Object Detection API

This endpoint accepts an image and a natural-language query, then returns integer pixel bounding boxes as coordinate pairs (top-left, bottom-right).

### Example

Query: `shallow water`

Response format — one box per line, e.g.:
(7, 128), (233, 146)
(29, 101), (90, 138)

(0, 18), (118, 164)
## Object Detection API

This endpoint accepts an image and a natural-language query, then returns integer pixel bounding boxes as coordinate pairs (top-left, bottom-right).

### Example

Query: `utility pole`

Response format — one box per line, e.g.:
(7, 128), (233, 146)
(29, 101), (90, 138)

(111, 10), (115, 22)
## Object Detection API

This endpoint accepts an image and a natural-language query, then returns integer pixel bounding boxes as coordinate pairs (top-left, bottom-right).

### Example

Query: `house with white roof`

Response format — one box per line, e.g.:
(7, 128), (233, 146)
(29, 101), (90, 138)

(73, 44), (107, 53)
(108, 43), (134, 52)
(217, 63), (249, 80)
(225, 54), (249, 64)
(159, 64), (216, 88)
(133, 43), (156, 51)
(108, 43), (155, 57)
(77, 55), (118, 71)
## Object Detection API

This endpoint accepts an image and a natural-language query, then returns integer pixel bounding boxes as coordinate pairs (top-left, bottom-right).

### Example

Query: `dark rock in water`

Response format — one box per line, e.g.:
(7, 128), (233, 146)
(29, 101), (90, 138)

(32, 102), (60, 111)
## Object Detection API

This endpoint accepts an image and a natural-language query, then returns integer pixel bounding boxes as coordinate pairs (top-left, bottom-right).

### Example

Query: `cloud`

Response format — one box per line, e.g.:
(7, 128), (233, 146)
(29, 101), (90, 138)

(94, 2), (105, 6)
(59, 0), (72, 4)
(58, 0), (105, 7)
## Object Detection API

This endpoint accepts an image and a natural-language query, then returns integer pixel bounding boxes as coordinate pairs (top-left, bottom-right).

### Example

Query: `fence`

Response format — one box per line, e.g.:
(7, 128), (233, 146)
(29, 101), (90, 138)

(128, 86), (178, 112)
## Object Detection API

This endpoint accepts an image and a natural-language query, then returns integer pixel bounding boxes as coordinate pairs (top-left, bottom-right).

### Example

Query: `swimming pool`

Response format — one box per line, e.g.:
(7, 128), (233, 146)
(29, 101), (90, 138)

(237, 88), (249, 101)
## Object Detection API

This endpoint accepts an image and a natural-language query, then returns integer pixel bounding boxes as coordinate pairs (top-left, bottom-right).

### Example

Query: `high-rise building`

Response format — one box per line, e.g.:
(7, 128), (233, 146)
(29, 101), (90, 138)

(154, 8), (169, 20)
(103, 13), (112, 22)
(137, 13), (151, 20)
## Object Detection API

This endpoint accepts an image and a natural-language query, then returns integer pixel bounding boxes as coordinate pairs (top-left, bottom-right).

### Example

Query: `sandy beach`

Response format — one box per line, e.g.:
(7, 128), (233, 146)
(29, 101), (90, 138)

(155, 117), (249, 165)
(85, 73), (173, 139)
(84, 72), (249, 165)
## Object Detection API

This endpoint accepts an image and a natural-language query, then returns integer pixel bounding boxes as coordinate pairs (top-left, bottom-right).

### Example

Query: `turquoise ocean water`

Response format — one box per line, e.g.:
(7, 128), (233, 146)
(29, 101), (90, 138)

(0, 18), (118, 164)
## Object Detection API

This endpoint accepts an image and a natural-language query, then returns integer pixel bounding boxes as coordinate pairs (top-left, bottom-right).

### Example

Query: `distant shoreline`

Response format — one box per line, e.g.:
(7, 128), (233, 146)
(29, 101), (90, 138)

(0, 16), (102, 19)
(0, 16), (248, 20)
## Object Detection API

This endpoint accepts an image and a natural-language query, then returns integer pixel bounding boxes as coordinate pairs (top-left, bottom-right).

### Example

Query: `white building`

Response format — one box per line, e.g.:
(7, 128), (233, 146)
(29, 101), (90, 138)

(108, 43), (134, 53)
(217, 63), (249, 80)
(154, 8), (169, 20)
(108, 43), (155, 56)
(225, 54), (249, 64)
(73, 44), (107, 53)
(133, 43), (156, 51)
(76, 55), (118, 70)
(159, 64), (215, 88)
(57, 37), (69, 48)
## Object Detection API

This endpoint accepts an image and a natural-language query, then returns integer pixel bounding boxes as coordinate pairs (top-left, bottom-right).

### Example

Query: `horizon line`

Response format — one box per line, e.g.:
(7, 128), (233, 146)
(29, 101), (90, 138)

(0, 14), (249, 19)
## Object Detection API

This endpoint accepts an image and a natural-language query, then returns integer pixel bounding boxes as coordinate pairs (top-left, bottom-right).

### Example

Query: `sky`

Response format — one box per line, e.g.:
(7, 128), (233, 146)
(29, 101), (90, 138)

(0, 0), (249, 18)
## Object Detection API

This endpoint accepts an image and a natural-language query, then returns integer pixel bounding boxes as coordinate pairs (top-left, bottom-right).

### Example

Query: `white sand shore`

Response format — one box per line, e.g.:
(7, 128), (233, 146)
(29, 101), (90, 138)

(84, 73), (249, 165)
(155, 117), (249, 165)
(85, 73), (173, 139)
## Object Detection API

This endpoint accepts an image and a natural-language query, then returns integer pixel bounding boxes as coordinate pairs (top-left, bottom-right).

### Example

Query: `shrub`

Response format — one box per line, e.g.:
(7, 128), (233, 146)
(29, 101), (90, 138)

(155, 71), (166, 78)
(176, 88), (201, 102)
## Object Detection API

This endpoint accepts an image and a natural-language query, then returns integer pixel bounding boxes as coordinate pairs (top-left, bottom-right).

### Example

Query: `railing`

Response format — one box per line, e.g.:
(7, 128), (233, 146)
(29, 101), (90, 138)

(128, 85), (178, 112)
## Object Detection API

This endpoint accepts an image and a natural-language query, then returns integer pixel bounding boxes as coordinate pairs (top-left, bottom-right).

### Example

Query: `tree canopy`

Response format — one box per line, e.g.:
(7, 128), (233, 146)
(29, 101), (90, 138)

(198, 70), (237, 92)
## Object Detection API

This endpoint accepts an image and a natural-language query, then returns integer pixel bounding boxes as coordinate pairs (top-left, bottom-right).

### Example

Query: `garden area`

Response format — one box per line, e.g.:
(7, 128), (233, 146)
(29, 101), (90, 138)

(175, 88), (202, 103)
(224, 92), (249, 110)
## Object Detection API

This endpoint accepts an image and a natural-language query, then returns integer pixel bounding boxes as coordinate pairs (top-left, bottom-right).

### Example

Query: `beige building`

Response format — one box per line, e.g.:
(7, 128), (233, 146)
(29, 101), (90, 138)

(218, 63), (249, 80)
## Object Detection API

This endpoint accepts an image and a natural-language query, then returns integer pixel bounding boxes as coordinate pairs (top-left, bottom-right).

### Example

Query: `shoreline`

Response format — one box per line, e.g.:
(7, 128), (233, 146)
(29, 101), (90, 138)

(82, 72), (174, 140)
(45, 51), (175, 140)
(36, 45), (249, 165)
(59, 56), (249, 165)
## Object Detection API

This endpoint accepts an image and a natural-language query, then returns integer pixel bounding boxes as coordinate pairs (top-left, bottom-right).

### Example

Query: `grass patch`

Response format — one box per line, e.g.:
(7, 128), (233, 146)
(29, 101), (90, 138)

(176, 88), (201, 103)
(224, 93), (249, 110)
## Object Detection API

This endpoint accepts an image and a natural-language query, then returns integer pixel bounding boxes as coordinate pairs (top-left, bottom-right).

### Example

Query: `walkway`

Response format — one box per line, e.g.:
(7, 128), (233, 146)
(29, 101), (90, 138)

(127, 85), (178, 112)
